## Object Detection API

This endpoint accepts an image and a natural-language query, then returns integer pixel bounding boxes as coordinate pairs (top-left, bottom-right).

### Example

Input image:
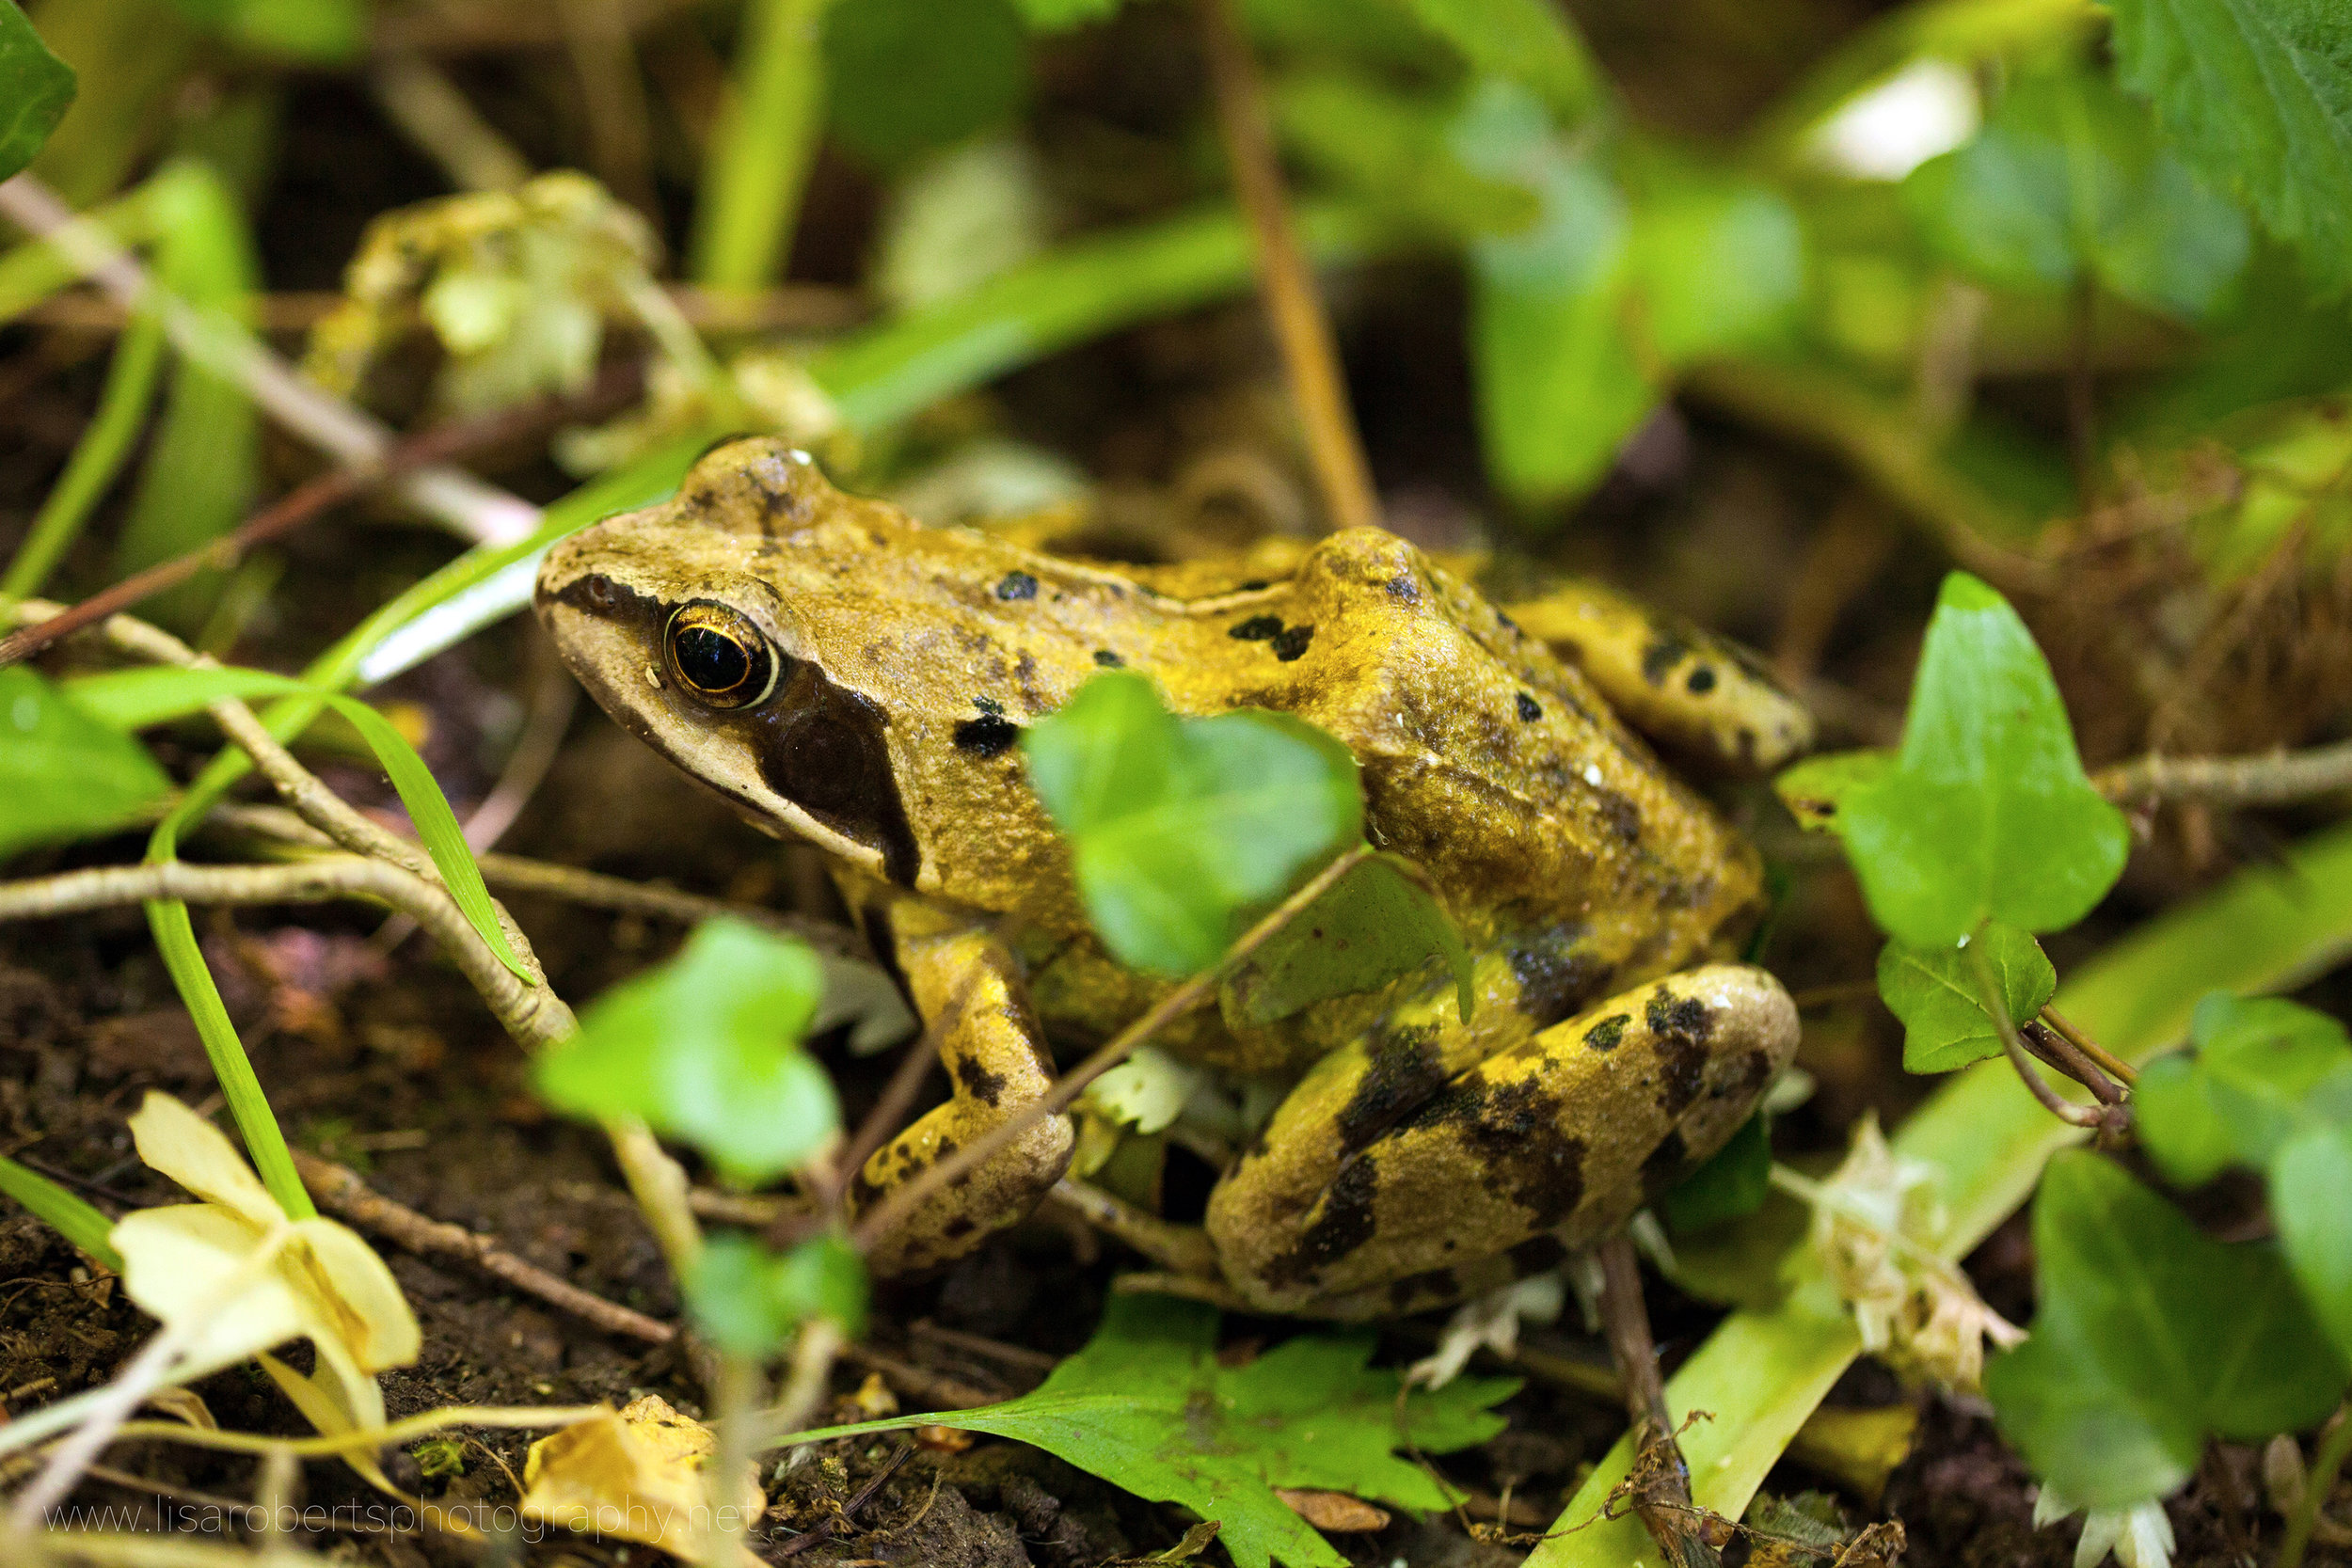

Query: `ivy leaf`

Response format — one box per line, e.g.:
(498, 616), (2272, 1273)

(766, 1294), (1518, 1568)
(535, 920), (838, 1185)
(1877, 922), (2056, 1073)
(0, 0), (73, 184)
(2136, 993), (2352, 1187)
(1220, 851), (1472, 1027)
(2110, 0), (2352, 297)
(0, 668), (171, 862)
(2274, 1122), (2352, 1363)
(1772, 750), (1892, 834)
(1832, 573), (2128, 948)
(685, 1233), (867, 1358)
(1023, 673), (1362, 976)
(1984, 1151), (2347, 1510)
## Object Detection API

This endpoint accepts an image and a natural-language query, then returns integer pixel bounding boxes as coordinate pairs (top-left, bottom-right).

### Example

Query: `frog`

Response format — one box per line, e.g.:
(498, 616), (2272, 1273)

(535, 436), (1810, 1320)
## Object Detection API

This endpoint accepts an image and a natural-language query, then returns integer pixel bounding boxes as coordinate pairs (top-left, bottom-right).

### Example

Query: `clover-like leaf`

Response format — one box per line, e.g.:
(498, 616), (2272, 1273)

(1833, 573), (2128, 948)
(1023, 673), (1362, 975)
(535, 919), (838, 1185)
(1878, 921), (2056, 1074)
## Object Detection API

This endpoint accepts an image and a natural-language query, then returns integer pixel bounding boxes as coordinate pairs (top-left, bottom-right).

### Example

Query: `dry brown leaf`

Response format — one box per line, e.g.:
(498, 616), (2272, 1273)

(1274, 1488), (1390, 1532)
(521, 1393), (764, 1560)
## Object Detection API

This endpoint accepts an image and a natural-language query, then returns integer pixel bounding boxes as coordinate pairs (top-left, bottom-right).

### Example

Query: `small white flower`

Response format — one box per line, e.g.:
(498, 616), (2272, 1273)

(2036, 1485), (2176, 1568)
(1408, 1275), (1565, 1390)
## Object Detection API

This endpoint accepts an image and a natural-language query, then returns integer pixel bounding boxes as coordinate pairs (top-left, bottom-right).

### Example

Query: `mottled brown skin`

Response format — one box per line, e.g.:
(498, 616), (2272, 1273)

(535, 438), (1803, 1309)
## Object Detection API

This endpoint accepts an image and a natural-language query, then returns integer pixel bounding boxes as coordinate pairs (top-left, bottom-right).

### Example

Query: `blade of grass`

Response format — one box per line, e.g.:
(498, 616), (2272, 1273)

(0, 300), (162, 598)
(0, 1155), (123, 1272)
(1530, 819), (2352, 1565)
(689, 0), (834, 291)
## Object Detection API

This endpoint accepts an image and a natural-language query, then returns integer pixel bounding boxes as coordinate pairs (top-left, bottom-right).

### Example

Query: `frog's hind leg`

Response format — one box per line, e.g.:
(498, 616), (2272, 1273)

(847, 893), (1075, 1276)
(1204, 964), (1797, 1317)
(1501, 579), (1812, 773)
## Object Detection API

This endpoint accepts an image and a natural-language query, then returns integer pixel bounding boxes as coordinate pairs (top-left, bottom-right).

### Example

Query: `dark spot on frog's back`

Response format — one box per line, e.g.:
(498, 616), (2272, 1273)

(1592, 786), (1644, 844)
(995, 571), (1039, 602)
(1507, 939), (1608, 1028)
(1386, 574), (1421, 605)
(1585, 1013), (1630, 1053)
(953, 1054), (1009, 1109)
(1260, 1154), (1383, 1290)
(1515, 691), (1542, 722)
(1687, 664), (1718, 695)
(1230, 614), (1284, 641)
(953, 713), (1021, 757)
(1641, 633), (1692, 687)
(1335, 1023), (1449, 1154)
(1646, 988), (1715, 1116)
(1093, 649), (1123, 667)
(1413, 1077), (1584, 1228)
(1271, 624), (1314, 661)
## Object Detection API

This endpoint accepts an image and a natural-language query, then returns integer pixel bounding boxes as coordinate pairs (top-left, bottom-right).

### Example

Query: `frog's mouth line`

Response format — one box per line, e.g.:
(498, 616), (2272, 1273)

(536, 568), (924, 888)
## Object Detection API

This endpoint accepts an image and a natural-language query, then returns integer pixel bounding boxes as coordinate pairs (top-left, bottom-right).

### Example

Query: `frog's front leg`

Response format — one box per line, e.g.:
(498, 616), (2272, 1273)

(846, 890), (1074, 1276)
(1204, 964), (1797, 1317)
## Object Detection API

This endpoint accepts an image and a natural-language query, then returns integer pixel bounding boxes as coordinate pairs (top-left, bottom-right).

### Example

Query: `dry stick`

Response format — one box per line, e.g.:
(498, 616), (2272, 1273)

(2039, 1005), (2137, 1086)
(0, 173), (540, 547)
(290, 1149), (674, 1345)
(850, 844), (1373, 1255)
(2020, 1019), (2124, 1108)
(1595, 1234), (1717, 1568)
(2094, 738), (2352, 810)
(0, 372), (634, 672)
(1197, 0), (1381, 535)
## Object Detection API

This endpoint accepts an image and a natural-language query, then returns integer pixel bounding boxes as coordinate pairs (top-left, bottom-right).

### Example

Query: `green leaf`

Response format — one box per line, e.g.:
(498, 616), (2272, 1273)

(1903, 68), (2249, 320)
(1659, 1112), (1773, 1234)
(1772, 749), (1892, 834)
(0, 668), (171, 862)
(686, 1232), (867, 1357)
(2137, 993), (2352, 1187)
(0, 0), (73, 184)
(766, 1294), (1517, 1568)
(1023, 673), (1362, 975)
(535, 919), (837, 1185)
(1451, 81), (1651, 506)
(1220, 851), (1472, 1027)
(1984, 1150), (2347, 1509)
(165, 0), (364, 61)
(824, 0), (1028, 168)
(61, 664), (532, 983)
(0, 1154), (124, 1273)
(1397, 0), (1600, 123)
(1273, 73), (1538, 240)
(1630, 177), (1805, 362)
(2111, 0), (2352, 297)
(1877, 922), (2056, 1074)
(1833, 572), (2129, 948)
(1009, 0), (1119, 27)
(2274, 1122), (2352, 1363)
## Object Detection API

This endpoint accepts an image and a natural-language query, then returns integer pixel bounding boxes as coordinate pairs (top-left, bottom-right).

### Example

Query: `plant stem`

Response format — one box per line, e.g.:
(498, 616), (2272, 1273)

(690, 0), (833, 291)
(2039, 1006), (2137, 1085)
(2094, 739), (2352, 810)
(0, 1156), (122, 1272)
(1197, 0), (1381, 535)
(703, 1350), (767, 1565)
(2282, 1409), (2352, 1568)
(1968, 940), (2105, 1129)
(849, 844), (1374, 1254)
(1595, 1233), (1717, 1568)
(369, 51), (532, 192)
(1, 304), (165, 599)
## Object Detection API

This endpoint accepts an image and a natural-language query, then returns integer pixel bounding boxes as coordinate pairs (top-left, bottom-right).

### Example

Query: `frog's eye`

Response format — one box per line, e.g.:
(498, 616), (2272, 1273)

(664, 601), (781, 709)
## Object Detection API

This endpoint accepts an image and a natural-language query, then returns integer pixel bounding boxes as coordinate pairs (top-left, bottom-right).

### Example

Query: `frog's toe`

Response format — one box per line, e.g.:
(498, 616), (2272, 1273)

(1205, 963), (1798, 1315)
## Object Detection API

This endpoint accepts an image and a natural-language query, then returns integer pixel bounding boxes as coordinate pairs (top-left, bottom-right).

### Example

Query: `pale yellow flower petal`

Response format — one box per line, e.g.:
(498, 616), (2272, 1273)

(126, 1092), (283, 1228)
(110, 1206), (308, 1375)
(288, 1218), (422, 1371)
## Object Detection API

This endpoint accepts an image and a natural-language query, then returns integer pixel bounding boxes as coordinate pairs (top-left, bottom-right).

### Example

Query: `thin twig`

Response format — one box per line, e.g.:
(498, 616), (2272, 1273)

(1596, 1235), (1717, 1568)
(0, 172), (539, 546)
(1969, 943), (2105, 1129)
(2039, 1006), (2137, 1086)
(2093, 739), (2352, 809)
(0, 368), (638, 672)
(1197, 0), (1381, 535)
(848, 845), (1373, 1255)
(774, 1442), (914, 1560)
(2020, 1019), (2124, 1108)
(291, 1149), (675, 1345)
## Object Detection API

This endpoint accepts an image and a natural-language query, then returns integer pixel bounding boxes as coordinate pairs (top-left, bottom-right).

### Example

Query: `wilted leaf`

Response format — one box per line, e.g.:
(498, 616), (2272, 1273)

(2111, 0), (2352, 297)
(523, 1394), (764, 1558)
(1220, 851), (1471, 1026)
(1832, 573), (2129, 948)
(0, 667), (171, 863)
(1877, 922), (2056, 1074)
(0, 0), (73, 184)
(1022, 673), (1362, 975)
(766, 1294), (1517, 1568)
(1984, 1151), (2347, 1510)
(536, 920), (838, 1185)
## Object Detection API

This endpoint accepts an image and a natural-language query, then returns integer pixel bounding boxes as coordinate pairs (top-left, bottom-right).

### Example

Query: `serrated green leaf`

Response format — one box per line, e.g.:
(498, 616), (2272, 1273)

(0, 0), (73, 184)
(825, 0), (1028, 168)
(1878, 922), (2056, 1073)
(0, 668), (172, 862)
(763, 1294), (1517, 1568)
(1220, 851), (1471, 1026)
(537, 920), (836, 1185)
(2274, 1122), (2352, 1363)
(1023, 673), (1362, 975)
(2137, 993), (2352, 1187)
(2111, 0), (2352, 297)
(686, 1232), (867, 1357)
(61, 664), (531, 983)
(1772, 749), (1892, 833)
(1984, 1150), (2347, 1510)
(1835, 572), (2129, 947)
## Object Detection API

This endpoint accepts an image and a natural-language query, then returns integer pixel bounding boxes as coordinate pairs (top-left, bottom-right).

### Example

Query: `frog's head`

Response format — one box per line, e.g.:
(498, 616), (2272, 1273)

(533, 436), (926, 884)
